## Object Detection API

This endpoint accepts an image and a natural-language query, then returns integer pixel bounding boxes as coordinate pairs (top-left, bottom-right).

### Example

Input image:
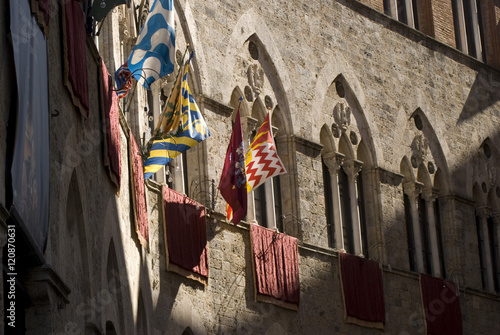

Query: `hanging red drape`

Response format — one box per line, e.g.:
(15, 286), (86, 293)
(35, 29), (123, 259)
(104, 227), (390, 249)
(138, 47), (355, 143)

(339, 252), (385, 329)
(250, 224), (300, 310)
(162, 186), (208, 283)
(63, 0), (89, 117)
(100, 60), (121, 189)
(129, 130), (148, 248)
(420, 274), (462, 335)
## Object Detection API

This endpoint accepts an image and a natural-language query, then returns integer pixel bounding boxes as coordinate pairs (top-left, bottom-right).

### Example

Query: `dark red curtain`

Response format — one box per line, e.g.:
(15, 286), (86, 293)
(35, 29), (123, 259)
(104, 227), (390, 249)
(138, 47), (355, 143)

(63, 0), (89, 117)
(100, 60), (121, 189)
(162, 186), (208, 278)
(339, 252), (385, 328)
(129, 130), (148, 248)
(250, 224), (300, 306)
(30, 0), (50, 35)
(420, 274), (462, 335)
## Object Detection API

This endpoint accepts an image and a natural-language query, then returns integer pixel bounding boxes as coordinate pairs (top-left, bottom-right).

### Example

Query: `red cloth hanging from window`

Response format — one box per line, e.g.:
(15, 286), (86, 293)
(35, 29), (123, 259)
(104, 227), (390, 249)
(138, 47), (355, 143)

(420, 274), (462, 335)
(339, 252), (385, 329)
(162, 186), (208, 284)
(63, 0), (89, 117)
(129, 130), (148, 248)
(250, 224), (300, 310)
(30, 0), (50, 35)
(100, 60), (121, 189)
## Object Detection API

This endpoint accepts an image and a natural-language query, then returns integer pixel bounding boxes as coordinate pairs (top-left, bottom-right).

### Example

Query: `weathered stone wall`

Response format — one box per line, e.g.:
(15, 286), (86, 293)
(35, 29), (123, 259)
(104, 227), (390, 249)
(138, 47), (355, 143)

(2, 0), (500, 334)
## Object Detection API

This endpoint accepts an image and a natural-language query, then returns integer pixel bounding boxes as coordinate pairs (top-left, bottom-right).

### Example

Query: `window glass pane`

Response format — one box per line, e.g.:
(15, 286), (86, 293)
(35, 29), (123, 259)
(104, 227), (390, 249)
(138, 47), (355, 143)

(397, 0), (408, 24)
(404, 193), (417, 272)
(339, 167), (353, 254)
(273, 176), (283, 233)
(476, 214), (488, 290)
(412, 0), (419, 29)
(451, 0), (464, 51)
(418, 195), (432, 274)
(254, 185), (267, 227)
(383, 0), (392, 16)
(488, 217), (500, 291)
(357, 171), (368, 258)
(434, 199), (446, 278)
(322, 159), (336, 248)
(463, 0), (477, 57)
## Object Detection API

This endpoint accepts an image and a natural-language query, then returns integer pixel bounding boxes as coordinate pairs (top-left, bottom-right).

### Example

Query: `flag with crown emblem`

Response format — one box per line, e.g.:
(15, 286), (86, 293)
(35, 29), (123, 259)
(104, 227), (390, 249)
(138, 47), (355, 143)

(219, 105), (247, 225)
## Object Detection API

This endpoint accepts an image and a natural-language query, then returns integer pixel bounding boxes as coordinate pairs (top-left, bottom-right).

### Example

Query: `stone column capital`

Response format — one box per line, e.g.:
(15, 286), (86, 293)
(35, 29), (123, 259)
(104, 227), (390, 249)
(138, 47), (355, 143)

(421, 188), (439, 203)
(323, 152), (344, 173)
(476, 206), (491, 219)
(403, 181), (423, 198)
(342, 159), (363, 179)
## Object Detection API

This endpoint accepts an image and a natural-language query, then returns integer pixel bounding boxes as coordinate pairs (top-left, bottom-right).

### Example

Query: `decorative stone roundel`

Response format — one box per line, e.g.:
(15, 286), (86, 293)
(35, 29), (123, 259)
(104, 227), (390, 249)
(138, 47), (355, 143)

(265, 95), (273, 109)
(335, 80), (345, 98)
(428, 162), (435, 174)
(484, 143), (491, 158)
(244, 86), (253, 102)
(414, 114), (423, 130)
(249, 41), (259, 60)
(411, 156), (418, 169)
(332, 123), (340, 138)
(349, 131), (358, 145)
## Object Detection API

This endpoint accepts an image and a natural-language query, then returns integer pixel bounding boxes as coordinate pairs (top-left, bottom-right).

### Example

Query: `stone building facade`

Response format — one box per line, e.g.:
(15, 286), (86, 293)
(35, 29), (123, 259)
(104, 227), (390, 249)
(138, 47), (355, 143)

(1, 0), (500, 334)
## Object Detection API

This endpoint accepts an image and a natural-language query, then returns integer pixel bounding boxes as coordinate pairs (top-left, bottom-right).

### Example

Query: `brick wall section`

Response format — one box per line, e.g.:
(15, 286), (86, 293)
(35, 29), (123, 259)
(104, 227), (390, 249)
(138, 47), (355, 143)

(358, 0), (384, 13)
(430, 0), (457, 47)
(480, 0), (500, 68)
(416, 0), (435, 37)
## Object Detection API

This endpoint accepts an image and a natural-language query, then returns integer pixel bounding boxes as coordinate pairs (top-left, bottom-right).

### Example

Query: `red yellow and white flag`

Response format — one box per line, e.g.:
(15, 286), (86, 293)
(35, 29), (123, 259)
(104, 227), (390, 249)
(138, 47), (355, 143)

(245, 111), (286, 192)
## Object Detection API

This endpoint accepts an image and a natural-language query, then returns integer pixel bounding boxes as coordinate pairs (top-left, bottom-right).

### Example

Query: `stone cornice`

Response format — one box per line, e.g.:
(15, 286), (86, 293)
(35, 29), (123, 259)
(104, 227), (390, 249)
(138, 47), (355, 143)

(294, 136), (323, 158)
(196, 94), (233, 117)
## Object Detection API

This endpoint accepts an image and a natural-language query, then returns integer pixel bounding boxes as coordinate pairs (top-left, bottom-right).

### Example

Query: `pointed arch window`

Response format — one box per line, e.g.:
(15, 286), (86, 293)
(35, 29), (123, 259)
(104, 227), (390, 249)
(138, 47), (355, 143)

(321, 153), (368, 256)
(452, 0), (485, 60)
(475, 208), (500, 292)
(403, 180), (445, 277)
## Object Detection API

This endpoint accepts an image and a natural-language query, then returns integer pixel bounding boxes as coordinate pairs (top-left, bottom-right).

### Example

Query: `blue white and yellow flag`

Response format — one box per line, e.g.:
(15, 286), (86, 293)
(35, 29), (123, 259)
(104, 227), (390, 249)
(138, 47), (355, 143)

(115, 0), (175, 95)
(143, 55), (210, 179)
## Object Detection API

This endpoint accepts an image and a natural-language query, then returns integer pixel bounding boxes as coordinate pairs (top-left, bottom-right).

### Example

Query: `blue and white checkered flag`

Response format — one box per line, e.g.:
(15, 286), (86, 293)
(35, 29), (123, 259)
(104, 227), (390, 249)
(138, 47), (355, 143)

(116, 0), (175, 92)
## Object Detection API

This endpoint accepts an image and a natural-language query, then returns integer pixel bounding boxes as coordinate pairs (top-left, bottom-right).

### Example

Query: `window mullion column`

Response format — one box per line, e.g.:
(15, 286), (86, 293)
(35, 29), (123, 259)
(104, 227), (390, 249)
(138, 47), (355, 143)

(344, 159), (364, 257)
(478, 207), (495, 292)
(404, 181), (425, 273)
(323, 152), (345, 251)
(265, 179), (276, 230)
(422, 190), (441, 277)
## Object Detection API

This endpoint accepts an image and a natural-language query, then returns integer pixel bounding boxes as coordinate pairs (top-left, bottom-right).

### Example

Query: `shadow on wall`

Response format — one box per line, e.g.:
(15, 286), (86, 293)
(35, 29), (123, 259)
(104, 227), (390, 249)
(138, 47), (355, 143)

(457, 71), (500, 125)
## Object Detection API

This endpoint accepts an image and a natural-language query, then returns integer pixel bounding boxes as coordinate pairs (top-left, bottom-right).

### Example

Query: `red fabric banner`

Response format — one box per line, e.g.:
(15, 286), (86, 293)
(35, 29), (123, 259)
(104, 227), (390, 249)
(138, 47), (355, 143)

(30, 0), (50, 35)
(250, 224), (300, 309)
(339, 252), (385, 329)
(100, 60), (121, 189)
(420, 274), (462, 335)
(129, 130), (148, 248)
(63, 0), (89, 117)
(162, 186), (208, 281)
